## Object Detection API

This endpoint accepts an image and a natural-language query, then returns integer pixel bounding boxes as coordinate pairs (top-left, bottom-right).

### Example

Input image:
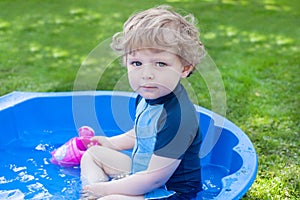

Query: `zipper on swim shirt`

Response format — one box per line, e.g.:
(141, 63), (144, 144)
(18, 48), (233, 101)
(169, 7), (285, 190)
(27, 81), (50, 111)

(131, 101), (149, 171)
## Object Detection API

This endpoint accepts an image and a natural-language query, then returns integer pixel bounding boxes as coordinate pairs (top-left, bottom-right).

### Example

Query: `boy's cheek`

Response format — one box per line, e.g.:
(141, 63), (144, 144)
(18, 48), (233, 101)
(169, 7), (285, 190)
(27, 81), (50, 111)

(128, 77), (139, 91)
(127, 70), (139, 80)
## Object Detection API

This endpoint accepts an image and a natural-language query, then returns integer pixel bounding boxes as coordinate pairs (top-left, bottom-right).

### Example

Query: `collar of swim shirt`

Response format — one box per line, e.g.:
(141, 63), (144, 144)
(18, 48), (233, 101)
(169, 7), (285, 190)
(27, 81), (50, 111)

(145, 83), (183, 105)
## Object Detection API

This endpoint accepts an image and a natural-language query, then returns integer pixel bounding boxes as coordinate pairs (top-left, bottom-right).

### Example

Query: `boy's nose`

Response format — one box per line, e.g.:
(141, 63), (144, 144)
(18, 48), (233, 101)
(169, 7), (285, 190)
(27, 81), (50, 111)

(142, 65), (154, 80)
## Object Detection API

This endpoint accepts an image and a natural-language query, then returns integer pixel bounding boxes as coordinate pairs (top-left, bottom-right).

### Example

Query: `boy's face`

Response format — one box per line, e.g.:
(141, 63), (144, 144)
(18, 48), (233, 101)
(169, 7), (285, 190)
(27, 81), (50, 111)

(126, 49), (192, 100)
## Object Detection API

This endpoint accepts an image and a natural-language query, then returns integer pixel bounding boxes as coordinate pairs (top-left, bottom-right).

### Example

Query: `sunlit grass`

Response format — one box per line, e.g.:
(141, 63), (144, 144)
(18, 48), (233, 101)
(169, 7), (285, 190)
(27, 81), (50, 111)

(0, 0), (299, 199)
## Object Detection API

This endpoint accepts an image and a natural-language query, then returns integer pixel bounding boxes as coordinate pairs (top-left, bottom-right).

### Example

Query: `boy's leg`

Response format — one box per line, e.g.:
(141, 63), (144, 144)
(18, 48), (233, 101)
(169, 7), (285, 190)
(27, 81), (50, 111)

(98, 194), (144, 200)
(81, 146), (131, 185)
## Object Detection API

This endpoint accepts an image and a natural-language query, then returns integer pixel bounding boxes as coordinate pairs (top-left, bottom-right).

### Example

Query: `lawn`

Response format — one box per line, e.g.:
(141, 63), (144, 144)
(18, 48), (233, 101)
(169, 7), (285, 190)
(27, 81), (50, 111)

(0, 0), (299, 199)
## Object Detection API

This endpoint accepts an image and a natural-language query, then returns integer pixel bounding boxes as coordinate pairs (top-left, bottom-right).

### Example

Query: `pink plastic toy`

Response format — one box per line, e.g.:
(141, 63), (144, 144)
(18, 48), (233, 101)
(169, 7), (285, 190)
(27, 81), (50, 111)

(50, 126), (99, 167)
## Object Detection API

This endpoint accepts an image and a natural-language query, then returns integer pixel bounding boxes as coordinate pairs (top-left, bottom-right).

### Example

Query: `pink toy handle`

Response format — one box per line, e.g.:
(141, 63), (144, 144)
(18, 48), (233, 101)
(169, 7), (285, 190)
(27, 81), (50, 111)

(78, 126), (95, 137)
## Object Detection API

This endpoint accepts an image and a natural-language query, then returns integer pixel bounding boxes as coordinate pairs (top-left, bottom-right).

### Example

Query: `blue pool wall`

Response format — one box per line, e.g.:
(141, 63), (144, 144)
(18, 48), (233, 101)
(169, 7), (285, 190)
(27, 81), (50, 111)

(0, 91), (258, 200)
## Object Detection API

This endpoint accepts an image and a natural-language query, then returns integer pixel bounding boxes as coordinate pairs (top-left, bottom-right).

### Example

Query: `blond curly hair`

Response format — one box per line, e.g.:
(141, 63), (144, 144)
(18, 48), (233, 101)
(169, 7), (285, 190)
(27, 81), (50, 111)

(111, 5), (205, 72)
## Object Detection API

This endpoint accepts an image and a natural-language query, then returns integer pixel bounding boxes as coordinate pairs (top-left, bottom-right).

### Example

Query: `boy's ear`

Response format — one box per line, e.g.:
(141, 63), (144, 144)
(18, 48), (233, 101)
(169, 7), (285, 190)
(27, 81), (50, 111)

(181, 65), (194, 78)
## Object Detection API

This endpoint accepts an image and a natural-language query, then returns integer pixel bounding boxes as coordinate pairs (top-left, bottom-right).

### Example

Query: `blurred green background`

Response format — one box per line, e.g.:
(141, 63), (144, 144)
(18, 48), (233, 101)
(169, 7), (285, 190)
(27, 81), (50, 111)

(0, 0), (299, 199)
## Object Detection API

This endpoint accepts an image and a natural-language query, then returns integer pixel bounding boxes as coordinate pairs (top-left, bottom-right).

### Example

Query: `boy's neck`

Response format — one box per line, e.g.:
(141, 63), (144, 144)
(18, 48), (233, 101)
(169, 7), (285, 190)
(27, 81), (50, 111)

(145, 83), (182, 105)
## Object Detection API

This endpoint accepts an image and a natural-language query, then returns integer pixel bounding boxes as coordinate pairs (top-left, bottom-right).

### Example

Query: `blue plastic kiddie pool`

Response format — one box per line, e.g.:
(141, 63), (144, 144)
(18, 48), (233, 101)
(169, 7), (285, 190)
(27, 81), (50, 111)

(0, 91), (258, 199)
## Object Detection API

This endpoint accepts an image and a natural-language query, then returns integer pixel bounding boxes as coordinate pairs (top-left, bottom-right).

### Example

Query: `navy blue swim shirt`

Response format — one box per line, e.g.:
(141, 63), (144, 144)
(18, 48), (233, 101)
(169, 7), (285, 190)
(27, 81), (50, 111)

(132, 83), (202, 195)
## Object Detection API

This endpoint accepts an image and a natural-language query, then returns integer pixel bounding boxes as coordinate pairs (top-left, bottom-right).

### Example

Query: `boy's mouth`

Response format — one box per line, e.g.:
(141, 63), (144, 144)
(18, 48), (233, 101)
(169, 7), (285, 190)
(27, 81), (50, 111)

(140, 85), (158, 90)
(142, 85), (156, 88)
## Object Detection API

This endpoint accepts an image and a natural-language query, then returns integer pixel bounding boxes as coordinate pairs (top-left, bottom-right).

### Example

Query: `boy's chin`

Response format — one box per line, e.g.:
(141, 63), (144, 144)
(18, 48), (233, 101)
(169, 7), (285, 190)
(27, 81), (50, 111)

(139, 91), (171, 100)
(136, 86), (173, 99)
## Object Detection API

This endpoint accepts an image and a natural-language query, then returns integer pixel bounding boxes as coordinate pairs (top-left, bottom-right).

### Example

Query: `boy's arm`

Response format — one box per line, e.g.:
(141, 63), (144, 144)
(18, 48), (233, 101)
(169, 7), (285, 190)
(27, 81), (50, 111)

(84, 154), (181, 197)
(91, 128), (136, 151)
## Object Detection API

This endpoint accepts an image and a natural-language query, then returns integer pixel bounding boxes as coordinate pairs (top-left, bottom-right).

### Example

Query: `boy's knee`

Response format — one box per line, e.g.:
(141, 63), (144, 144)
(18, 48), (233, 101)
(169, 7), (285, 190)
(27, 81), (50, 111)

(87, 145), (107, 153)
(80, 150), (91, 165)
(82, 145), (113, 164)
(81, 146), (102, 162)
(98, 195), (144, 200)
(84, 145), (105, 158)
(97, 195), (116, 200)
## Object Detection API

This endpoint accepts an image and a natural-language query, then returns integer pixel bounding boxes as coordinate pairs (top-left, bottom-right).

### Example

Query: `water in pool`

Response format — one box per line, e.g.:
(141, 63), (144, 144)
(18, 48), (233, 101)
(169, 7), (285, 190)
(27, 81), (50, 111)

(0, 129), (223, 199)
(0, 130), (82, 199)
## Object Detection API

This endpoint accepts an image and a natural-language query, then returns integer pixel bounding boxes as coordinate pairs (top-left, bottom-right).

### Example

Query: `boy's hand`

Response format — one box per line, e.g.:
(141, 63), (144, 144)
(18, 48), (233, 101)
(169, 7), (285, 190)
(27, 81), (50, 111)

(88, 136), (109, 148)
(82, 183), (104, 198)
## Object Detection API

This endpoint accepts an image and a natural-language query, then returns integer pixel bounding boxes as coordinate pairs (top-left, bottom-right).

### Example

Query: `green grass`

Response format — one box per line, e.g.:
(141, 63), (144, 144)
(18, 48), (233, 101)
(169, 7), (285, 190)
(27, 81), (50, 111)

(0, 0), (299, 199)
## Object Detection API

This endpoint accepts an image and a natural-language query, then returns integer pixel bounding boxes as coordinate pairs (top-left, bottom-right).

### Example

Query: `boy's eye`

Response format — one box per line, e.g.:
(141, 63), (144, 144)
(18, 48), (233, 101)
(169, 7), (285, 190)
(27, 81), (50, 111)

(131, 61), (142, 67)
(156, 62), (167, 67)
